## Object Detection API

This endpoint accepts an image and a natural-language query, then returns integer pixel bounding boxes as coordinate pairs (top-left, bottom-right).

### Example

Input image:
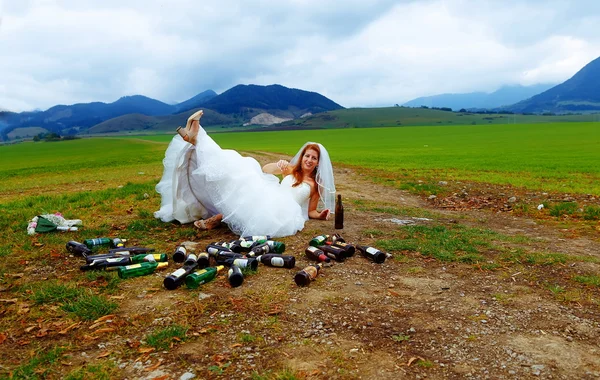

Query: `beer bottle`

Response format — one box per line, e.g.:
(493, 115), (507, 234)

(256, 254), (296, 269)
(294, 263), (323, 287)
(83, 237), (112, 249)
(66, 241), (92, 257)
(331, 233), (345, 244)
(221, 257), (259, 271)
(249, 242), (270, 257)
(240, 235), (271, 243)
(85, 253), (167, 271)
(309, 234), (330, 247)
(266, 240), (286, 254)
(108, 246), (154, 254)
(228, 265), (244, 288)
(334, 194), (344, 229)
(185, 265), (225, 289)
(117, 261), (168, 279)
(172, 245), (188, 263)
(163, 254), (198, 290)
(112, 238), (126, 248)
(332, 241), (356, 257)
(234, 240), (258, 253)
(206, 244), (234, 257)
(197, 252), (210, 269)
(84, 250), (134, 263)
(305, 246), (331, 263)
(357, 245), (387, 264)
(212, 250), (244, 264)
(318, 245), (346, 262)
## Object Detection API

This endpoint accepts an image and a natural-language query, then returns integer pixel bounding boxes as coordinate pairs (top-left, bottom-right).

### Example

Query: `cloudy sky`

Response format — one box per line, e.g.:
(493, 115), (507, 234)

(1, 0), (600, 112)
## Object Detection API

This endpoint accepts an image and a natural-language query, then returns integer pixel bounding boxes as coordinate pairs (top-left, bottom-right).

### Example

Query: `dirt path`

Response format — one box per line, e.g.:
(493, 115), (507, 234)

(3, 151), (598, 379)
(112, 152), (600, 379)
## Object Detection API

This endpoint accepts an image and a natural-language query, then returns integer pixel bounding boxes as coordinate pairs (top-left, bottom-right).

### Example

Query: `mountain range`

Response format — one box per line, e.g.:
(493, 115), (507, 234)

(402, 84), (555, 111)
(1, 55), (599, 140)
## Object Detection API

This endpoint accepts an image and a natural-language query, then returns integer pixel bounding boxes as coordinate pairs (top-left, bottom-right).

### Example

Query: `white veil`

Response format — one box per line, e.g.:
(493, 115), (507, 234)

(289, 142), (336, 213)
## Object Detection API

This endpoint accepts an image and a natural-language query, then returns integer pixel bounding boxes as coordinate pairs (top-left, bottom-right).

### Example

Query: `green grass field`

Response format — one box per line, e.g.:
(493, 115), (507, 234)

(1, 122), (599, 197)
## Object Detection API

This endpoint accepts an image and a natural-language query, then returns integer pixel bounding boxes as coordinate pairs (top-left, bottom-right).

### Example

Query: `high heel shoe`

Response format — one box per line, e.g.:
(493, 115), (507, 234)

(176, 110), (204, 145)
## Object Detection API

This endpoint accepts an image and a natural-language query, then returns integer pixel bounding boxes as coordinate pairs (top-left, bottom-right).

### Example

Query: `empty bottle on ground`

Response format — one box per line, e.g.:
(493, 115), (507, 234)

(294, 263), (323, 287)
(357, 245), (387, 264)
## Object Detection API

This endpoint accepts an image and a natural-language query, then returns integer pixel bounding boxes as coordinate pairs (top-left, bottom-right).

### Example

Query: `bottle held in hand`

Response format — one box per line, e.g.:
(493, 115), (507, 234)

(334, 194), (344, 229)
(294, 263), (323, 287)
(305, 246), (331, 263)
(357, 245), (387, 264)
(185, 265), (225, 289)
(256, 254), (296, 268)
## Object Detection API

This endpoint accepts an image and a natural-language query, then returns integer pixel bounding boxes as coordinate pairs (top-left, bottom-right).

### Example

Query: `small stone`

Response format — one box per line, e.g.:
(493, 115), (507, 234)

(180, 373), (196, 380)
(143, 193), (150, 199)
(508, 196), (517, 203)
(428, 195), (437, 200)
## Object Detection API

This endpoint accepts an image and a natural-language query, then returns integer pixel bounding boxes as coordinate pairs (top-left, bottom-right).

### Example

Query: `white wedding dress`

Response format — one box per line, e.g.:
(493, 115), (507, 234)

(154, 128), (311, 237)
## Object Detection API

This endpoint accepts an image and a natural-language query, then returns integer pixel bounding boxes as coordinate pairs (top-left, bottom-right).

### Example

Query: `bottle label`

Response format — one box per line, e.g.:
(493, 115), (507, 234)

(145, 254), (157, 262)
(177, 246), (187, 254)
(187, 254), (198, 262)
(366, 247), (379, 255)
(124, 263), (142, 270)
(304, 266), (318, 280)
(106, 257), (125, 263)
(171, 268), (187, 278)
(270, 257), (285, 267)
(228, 268), (234, 276)
(233, 258), (249, 268)
(207, 247), (220, 254)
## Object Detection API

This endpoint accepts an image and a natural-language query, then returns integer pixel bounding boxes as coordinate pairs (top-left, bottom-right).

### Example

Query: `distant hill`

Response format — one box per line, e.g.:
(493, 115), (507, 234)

(173, 90), (217, 113)
(402, 84), (554, 111)
(201, 84), (344, 118)
(504, 55), (600, 113)
(1, 84), (343, 139)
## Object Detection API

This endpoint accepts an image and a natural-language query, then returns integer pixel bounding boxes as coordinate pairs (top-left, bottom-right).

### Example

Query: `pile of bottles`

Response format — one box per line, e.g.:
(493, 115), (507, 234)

(167, 235), (296, 290)
(67, 238), (169, 278)
(64, 233), (391, 291)
(296, 233), (391, 287)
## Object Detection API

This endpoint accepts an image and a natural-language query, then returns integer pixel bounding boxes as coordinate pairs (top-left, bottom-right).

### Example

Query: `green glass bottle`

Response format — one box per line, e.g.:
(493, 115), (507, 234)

(84, 237), (112, 249)
(131, 253), (168, 263)
(185, 265), (225, 289)
(266, 240), (286, 254)
(309, 235), (330, 247)
(117, 261), (168, 279)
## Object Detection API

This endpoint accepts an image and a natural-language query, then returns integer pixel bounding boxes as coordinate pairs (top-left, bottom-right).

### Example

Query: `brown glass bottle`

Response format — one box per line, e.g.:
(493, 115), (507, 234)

(334, 194), (344, 229)
(332, 241), (356, 257)
(294, 263), (323, 287)
(356, 245), (387, 264)
(257, 254), (296, 268)
(305, 246), (331, 263)
(318, 244), (346, 262)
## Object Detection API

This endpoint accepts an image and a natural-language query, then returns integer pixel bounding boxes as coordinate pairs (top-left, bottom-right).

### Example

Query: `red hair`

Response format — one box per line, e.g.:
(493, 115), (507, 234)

(291, 143), (320, 192)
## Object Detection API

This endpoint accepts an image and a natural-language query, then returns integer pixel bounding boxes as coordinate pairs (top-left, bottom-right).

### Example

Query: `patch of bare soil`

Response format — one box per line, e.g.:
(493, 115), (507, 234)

(2, 152), (599, 380)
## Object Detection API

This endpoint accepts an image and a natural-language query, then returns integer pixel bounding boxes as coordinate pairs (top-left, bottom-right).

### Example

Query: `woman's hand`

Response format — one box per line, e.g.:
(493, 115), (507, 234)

(276, 160), (290, 173)
(318, 209), (330, 220)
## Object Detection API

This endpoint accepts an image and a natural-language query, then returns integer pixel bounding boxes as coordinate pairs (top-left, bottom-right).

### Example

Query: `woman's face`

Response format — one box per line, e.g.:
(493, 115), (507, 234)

(301, 148), (319, 173)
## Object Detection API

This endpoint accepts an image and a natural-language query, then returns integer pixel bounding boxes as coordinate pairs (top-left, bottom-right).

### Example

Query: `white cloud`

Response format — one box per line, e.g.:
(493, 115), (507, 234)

(1, 0), (599, 112)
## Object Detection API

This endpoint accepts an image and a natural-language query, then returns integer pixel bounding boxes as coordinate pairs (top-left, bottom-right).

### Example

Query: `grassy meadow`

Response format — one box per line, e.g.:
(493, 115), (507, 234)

(1, 121), (599, 378)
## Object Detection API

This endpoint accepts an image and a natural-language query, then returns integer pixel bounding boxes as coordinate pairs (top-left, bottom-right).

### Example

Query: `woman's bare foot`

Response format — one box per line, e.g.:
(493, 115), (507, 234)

(194, 213), (223, 230)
